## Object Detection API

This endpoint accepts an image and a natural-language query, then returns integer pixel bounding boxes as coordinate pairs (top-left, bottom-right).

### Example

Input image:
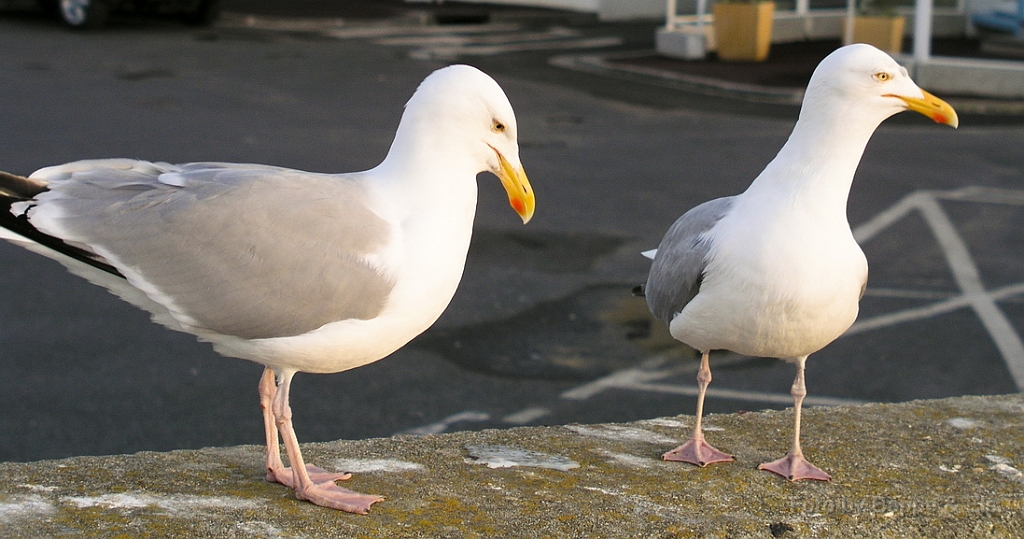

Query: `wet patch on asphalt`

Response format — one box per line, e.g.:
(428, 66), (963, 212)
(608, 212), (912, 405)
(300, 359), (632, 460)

(466, 228), (628, 273)
(413, 284), (692, 381)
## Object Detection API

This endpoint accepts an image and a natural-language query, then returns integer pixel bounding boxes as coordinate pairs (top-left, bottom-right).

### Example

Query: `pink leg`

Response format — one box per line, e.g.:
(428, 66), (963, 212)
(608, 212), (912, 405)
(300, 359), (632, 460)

(259, 368), (349, 486)
(663, 351), (734, 466)
(262, 368), (384, 513)
(758, 356), (831, 481)
(259, 368), (287, 483)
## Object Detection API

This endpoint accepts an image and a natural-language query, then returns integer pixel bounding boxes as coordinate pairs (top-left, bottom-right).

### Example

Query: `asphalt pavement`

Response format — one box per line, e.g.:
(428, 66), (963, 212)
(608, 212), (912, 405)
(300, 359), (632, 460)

(0, 2), (1022, 463)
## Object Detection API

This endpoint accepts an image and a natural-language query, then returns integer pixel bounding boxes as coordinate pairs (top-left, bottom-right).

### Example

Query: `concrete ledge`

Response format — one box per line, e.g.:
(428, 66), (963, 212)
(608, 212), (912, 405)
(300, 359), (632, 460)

(552, 50), (1024, 110)
(656, 25), (714, 61)
(2, 394), (1023, 537)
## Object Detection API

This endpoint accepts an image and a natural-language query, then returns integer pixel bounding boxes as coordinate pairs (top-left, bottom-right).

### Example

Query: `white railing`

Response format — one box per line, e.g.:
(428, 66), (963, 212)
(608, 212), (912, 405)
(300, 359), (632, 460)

(663, 0), (967, 59)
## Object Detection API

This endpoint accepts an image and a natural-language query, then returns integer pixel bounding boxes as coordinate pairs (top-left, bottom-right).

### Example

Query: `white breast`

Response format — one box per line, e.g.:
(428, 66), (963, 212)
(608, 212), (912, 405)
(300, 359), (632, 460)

(669, 197), (867, 360)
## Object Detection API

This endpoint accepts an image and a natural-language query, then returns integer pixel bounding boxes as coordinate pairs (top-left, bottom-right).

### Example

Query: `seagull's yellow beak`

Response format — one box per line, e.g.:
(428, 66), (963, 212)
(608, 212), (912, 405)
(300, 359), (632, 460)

(889, 89), (959, 128)
(493, 149), (535, 224)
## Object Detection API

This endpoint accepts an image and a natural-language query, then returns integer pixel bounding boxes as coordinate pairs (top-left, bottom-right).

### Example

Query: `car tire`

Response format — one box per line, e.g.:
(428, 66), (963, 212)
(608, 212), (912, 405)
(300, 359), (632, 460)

(57, 0), (110, 29)
(181, 0), (220, 26)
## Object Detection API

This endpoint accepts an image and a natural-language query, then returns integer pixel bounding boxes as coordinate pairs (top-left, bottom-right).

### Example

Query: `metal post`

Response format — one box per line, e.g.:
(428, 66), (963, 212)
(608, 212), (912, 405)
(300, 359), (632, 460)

(844, 0), (856, 45)
(913, 0), (933, 62)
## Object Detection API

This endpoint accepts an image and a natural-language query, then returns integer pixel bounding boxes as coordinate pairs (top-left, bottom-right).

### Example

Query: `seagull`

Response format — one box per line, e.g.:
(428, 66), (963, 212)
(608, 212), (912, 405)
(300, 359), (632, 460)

(0, 64), (535, 512)
(641, 44), (957, 481)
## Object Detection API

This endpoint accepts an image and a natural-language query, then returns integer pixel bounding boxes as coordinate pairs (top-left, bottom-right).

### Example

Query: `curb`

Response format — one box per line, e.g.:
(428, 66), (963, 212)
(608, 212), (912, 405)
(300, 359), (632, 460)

(551, 50), (1024, 115)
(549, 51), (804, 106)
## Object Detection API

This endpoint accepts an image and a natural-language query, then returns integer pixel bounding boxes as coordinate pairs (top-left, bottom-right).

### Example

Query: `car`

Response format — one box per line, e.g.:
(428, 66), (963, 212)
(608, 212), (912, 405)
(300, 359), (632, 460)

(39, 0), (220, 29)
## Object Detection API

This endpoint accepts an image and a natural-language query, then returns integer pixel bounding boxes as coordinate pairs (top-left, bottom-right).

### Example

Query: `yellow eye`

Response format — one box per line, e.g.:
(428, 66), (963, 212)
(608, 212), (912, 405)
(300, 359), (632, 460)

(492, 120), (506, 133)
(874, 72), (892, 82)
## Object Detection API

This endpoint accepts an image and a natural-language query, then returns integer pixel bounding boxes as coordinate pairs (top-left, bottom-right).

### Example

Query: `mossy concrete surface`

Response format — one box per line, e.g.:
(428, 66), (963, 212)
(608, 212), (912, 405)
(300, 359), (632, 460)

(1, 394), (1022, 538)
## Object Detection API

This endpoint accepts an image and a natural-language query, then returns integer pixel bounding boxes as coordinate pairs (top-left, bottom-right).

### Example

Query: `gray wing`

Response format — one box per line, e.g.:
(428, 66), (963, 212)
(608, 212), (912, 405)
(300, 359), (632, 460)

(26, 160), (395, 340)
(645, 196), (735, 325)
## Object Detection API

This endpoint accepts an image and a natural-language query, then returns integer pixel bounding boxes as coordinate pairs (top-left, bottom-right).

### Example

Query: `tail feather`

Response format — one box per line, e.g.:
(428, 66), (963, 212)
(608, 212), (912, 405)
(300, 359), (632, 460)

(0, 170), (47, 199)
(0, 169), (123, 278)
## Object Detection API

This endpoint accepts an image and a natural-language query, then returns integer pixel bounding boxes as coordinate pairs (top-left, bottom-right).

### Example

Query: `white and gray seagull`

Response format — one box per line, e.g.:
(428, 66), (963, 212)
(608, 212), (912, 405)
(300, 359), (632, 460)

(641, 44), (957, 481)
(0, 64), (535, 512)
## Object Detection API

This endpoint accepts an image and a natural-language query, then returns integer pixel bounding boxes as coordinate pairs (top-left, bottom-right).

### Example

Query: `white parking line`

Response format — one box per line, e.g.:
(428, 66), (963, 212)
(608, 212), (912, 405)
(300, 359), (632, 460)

(560, 356), (686, 401)
(560, 187), (1024, 410)
(853, 187), (1024, 390)
(502, 407), (551, 425)
(863, 288), (957, 300)
(558, 355), (863, 407)
(937, 186), (1024, 206)
(849, 281), (1024, 336)
(375, 27), (580, 46)
(319, 20), (623, 60)
(410, 36), (624, 60)
(322, 23), (524, 39)
(404, 187), (1024, 435)
(919, 195), (1024, 389)
(852, 190), (920, 244)
(400, 410), (490, 435)
(624, 383), (865, 407)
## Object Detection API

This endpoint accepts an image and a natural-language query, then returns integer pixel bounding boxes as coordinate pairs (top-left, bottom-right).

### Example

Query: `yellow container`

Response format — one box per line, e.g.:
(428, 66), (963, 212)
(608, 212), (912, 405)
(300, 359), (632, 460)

(848, 15), (906, 54)
(713, 1), (775, 62)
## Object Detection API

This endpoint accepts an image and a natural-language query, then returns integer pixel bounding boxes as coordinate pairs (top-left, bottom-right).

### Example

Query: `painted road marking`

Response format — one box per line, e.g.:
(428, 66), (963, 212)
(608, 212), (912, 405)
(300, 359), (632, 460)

(322, 22), (622, 59)
(853, 187), (1024, 390)
(404, 187), (1024, 434)
(400, 410), (490, 435)
(502, 407), (551, 425)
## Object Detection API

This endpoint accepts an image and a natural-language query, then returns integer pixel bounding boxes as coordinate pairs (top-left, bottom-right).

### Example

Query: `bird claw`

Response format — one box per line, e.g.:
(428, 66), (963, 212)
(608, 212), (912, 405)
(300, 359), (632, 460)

(662, 438), (735, 467)
(758, 452), (831, 481)
(267, 464), (352, 488)
(295, 481), (384, 514)
(267, 463), (381, 513)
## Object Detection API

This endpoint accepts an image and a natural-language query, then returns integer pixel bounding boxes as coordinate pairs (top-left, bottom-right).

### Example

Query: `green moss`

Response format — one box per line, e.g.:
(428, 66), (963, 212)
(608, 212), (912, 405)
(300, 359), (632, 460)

(3, 395), (1024, 538)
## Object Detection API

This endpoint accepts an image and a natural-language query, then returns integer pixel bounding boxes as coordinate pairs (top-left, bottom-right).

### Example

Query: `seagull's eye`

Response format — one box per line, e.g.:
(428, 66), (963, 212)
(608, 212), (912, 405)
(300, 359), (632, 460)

(874, 72), (892, 82)
(492, 120), (506, 133)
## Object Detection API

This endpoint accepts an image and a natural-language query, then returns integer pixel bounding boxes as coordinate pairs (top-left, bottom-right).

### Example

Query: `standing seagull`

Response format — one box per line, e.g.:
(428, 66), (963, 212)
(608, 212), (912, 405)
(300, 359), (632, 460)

(0, 65), (535, 512)
(642, 44), (957, 481)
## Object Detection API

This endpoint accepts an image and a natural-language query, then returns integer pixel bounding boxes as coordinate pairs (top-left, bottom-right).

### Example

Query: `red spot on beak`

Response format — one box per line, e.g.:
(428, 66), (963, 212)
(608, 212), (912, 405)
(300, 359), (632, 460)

(511, 198), (526, 215)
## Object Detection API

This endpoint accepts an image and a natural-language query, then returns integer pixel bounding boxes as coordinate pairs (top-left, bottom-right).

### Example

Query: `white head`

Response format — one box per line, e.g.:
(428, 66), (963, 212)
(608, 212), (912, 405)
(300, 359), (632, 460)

(800, 43), (958, 130)
(395, 64), (534, 223)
